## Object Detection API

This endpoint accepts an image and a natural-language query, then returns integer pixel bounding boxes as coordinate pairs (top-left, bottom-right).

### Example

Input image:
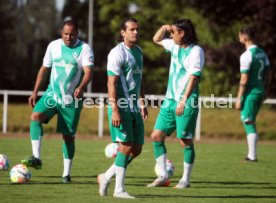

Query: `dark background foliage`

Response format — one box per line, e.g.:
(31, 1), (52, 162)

(0, 0), (275, 97)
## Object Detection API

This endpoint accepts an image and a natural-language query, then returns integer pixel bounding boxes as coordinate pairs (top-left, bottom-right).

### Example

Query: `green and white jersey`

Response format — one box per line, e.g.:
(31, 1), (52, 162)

(43, 39), (94, 103)
(240, 45), (270, 94)
(162, 39), (204, 102)
(107, 42), (143, 112)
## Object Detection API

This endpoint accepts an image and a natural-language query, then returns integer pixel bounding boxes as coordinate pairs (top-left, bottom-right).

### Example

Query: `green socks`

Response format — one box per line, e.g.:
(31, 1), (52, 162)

(115, 151), (129, 168)
(184, 144), (195, 164)
(62, 141), (75, 159)
(30, 121), (43, 140)
(153, 141), (167, 159)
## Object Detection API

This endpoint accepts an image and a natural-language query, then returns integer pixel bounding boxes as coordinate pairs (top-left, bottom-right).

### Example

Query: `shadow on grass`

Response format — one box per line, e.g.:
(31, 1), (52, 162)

(28, 181), (97, 185)
(128, 176), (276, 185)
(137, 194), (276, 199)
(195, 186), (276, 190)
(5, 181), (96, 185)
(192, 181), (276, 189)
(126, 183), (276, 190)
(126, 177), (276, 189)
(193, 180), (274, 185)
(7, 175), (99, 185)
(127, 176), (155, 179)
(36, 175), (97, 178)
(0, 181), (96, 186)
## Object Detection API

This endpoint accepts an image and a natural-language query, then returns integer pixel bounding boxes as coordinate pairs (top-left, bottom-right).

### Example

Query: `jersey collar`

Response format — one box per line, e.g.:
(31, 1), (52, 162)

(247, 44), (257, 50)
(61, 39), (80, 47)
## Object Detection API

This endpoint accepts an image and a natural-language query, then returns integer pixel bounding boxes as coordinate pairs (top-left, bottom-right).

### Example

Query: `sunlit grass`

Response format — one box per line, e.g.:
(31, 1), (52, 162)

(0, 103), (275, 139)
(0, 137), (275, 203)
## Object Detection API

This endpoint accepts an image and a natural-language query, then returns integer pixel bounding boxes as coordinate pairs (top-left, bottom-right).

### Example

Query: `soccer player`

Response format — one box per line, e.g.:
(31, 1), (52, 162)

(147, 19), (205, 188)
(21, 17), (94, 183)
(235, 27), (271, 162)
(97, 18), (148, 199)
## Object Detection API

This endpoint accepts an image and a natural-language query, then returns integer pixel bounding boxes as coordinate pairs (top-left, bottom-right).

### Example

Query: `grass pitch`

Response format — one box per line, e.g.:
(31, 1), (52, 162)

(0, 136), (276, 203)
(1, 103), (276, 139)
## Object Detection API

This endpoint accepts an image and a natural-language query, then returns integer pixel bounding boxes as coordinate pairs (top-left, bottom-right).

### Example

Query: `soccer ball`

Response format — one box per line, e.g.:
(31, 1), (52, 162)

(105, 143), (119, 158)
(0, 154), (9, 171)
(155, 159), (175, 178)
(10, 164), (32, 184)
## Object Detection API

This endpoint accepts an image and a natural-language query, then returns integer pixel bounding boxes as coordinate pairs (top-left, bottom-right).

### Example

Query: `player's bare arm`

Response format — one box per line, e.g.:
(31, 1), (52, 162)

(235, 73), (248, 110)
(153, 25), (172, 46)
(139, 81), (148, 121)
(74, 66), (92, 98)
(108, 75), (121, 127)
(29, 66), (50, 108)
(176, 75), (199, 116)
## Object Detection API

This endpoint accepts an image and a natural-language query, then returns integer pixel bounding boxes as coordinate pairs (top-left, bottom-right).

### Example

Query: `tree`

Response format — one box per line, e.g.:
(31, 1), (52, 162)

(0, 0), (56, 90)
(0, 0), (17, 89)
(191, 0), (276, 96)
(2, 0), (275, 97)
(62, 0), (212, 94)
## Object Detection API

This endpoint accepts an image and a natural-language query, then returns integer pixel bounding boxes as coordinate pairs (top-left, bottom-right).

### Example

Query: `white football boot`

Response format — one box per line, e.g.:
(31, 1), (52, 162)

(113, 191), (135, 199)
(97, 173), (110, 196)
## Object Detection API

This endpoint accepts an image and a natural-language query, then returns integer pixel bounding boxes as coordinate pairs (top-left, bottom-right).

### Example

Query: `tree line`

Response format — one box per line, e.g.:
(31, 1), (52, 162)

(1, 0), (275, 97)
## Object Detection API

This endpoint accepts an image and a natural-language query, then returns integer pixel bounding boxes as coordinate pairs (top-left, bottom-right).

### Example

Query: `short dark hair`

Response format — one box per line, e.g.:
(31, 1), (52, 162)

(62, 16), (78, 33)
(173, 19), (198, 45)
(117, 18), (138, 42)
(240, 27), (255, 41)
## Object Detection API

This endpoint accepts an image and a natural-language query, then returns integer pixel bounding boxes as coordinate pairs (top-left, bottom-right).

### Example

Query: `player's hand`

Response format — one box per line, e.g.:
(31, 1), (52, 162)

(162, 25), (172, 33)
(112, 109), (121, 128)
(140, 107), (148, 121)
(176, 102), (185, 116)
(74, 87), (83, 98)
(235, 100), (241, 110)
(28, 94), (37, 108)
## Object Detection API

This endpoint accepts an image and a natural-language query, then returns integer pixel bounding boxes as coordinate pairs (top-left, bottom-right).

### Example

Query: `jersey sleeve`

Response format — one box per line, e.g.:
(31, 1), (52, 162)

(107, 49), (123, 76)
(188, 46), (205, 77)
(42, 42), (53, 68)
(240, 51), (252, 73)
(265, 54), (270, 68)
(81, 44), (94, 68)
(162, 39), (174, 52)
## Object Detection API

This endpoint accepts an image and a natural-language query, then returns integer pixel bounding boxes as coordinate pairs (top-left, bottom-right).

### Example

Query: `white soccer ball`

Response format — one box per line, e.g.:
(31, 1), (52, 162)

(0, 154), (9, 171)
(105, 143), (119, 158)
(10, 164), (32, 184)
(155, 159), (175, 178)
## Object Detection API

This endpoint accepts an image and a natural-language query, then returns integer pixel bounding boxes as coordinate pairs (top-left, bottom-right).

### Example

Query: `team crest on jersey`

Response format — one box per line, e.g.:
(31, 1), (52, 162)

(121, 132), (127, 138)
(73, 52), (78, 60)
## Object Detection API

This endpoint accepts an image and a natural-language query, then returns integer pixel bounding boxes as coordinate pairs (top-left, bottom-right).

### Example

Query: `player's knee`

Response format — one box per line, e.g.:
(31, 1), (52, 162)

(180, 138), (193, 148)
(151, 131), (164, 142)
(62, 135), (75, 143)
(30, 112), (47, 122)
(244, 120), (255, 125)
(119, 142), (133, 155)
(31, 112), (40, 121)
